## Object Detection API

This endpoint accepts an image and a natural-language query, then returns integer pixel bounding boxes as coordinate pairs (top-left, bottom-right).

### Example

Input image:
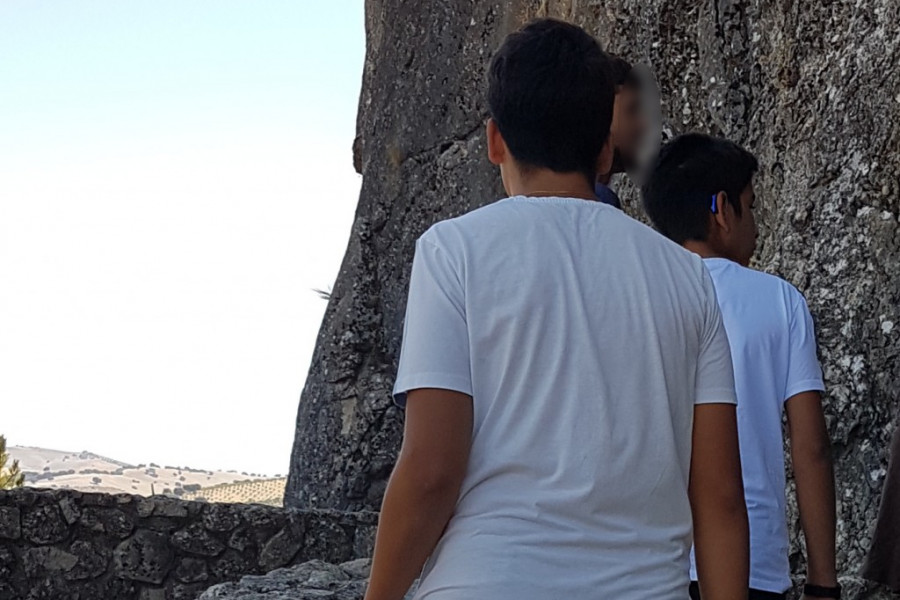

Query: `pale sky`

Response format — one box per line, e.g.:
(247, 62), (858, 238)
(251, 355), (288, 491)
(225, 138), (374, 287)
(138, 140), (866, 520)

(0, 1), (365, 475)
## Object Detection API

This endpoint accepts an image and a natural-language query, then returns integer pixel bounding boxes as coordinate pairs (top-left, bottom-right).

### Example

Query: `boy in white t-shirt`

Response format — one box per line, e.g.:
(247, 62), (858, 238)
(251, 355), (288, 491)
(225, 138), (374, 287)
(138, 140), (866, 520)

(364, 20), (749, 600)
(642, 133), (839, 600)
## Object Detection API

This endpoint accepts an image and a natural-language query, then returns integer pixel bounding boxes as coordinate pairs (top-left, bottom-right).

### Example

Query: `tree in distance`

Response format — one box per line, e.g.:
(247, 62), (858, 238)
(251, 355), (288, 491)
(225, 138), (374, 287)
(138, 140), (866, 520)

(0, 435), (25, 489)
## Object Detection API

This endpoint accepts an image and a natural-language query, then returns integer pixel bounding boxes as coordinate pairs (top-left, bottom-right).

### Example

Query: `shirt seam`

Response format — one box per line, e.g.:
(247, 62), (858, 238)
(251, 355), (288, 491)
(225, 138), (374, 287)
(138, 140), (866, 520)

(503, 195), (614, 207)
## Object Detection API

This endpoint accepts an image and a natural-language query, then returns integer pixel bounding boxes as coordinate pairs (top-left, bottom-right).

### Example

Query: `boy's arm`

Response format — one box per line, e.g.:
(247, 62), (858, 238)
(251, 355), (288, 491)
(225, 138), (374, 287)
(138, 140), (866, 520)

(364, 388), (473, 600)
(786, 391), (838, 595)
(690, 403), (749, 600)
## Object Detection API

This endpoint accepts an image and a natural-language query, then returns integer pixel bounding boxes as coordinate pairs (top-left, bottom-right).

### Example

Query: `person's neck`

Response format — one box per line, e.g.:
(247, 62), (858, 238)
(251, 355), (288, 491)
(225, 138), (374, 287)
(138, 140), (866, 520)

(683, 240), (735, 262)
(509, 171), (596, 201)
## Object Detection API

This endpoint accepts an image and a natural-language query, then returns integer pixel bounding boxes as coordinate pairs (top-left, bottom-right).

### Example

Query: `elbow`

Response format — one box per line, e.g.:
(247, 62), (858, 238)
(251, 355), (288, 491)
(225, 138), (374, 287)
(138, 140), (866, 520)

(692, 488), (748, 551)
(724, 488), (749, 517)
(691, 479), (747, 523)
(395, 453), (465, 503)
(717, 487), (749, 524)
(417, 467), (463, 500)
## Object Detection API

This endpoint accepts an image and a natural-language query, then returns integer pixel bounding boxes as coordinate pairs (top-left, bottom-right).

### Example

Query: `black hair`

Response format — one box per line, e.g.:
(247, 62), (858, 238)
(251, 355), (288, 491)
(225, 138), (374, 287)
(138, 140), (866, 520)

(641, 133), (759, 243)
(608, 56), (639, 89)
(487, 19), (615, 184)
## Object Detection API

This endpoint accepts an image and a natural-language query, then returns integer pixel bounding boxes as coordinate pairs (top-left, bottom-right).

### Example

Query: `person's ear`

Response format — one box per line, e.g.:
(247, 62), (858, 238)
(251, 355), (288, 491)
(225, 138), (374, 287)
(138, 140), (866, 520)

(712, 191), (731, 233)
(596, 137), (614, 182)
(486, 118), (506, 166)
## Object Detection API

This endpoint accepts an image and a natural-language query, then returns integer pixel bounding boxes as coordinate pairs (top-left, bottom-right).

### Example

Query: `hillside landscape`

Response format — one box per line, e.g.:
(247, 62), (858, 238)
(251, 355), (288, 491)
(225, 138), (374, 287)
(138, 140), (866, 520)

(9, 445), (286, 506)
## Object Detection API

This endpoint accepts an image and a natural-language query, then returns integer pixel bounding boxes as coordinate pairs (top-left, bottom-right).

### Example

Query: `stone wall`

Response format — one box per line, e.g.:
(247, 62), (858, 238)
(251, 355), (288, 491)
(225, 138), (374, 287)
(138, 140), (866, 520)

(0, 488), (377, 600)
(286, 0), (900, 594)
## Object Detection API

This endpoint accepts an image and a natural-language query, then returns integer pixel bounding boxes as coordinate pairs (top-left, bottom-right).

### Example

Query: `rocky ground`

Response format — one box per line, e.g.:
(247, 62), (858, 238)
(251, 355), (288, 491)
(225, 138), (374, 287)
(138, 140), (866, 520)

(200, 559), (418, 600)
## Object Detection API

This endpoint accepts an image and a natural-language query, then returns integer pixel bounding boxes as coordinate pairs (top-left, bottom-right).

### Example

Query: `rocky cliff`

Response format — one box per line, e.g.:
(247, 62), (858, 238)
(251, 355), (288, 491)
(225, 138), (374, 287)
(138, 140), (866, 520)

(286, 0), (900, 591)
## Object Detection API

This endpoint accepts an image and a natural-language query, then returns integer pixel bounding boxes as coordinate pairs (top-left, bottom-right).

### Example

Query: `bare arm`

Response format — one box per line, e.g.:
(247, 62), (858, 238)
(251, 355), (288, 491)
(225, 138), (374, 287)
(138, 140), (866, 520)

(364, 389), (473, 600)
(786, 391), (837, 594)
(690, 403), (749, 600)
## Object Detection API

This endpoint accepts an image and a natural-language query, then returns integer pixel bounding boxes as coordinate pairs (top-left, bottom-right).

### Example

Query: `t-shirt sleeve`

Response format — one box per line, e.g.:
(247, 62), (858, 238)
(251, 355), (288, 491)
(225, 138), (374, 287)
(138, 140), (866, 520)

(784, 292), (825, 401)
(392, 234), (472, 407)
(695, 268), (738, 405)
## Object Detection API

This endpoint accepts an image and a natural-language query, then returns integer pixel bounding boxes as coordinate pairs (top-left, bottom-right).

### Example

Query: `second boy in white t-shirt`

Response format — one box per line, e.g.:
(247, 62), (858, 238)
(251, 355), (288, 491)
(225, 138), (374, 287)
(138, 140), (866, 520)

(642, 133), (840, 600)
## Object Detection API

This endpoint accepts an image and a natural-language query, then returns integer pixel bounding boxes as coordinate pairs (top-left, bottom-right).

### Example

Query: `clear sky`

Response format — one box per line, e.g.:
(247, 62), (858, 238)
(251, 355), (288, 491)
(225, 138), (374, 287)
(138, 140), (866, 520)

(0, 1), (365, 475)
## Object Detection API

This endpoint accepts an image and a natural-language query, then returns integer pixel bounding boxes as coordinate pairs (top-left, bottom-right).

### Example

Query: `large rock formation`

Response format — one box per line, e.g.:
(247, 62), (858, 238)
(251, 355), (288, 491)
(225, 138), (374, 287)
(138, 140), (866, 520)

(287, 0), (900, 593)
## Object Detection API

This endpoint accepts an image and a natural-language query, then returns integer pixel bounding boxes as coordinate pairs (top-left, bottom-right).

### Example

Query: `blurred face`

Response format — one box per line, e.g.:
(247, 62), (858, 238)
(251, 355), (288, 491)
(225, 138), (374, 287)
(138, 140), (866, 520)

(610, 84), (645, 172)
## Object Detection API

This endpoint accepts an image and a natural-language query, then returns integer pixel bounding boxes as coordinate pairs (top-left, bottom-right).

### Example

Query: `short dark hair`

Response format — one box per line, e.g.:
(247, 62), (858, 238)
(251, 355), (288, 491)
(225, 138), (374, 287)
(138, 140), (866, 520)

(608, 56), (639, 89)
(487, 19), (615, 184)
(641, 133), (759, 243)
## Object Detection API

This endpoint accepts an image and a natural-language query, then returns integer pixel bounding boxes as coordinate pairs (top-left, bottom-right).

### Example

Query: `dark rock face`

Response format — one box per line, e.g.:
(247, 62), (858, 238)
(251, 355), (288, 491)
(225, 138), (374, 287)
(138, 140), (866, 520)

(0, 506), (22, 540)
(80, 506), (136, 538)
(22, 502), (69, 545)
(170, 522), (226, 557)
(259, 518), (305, 571)
(0, 488), (377, 600)
(115, 530), (176, 584)
(68, 540), (111, 581)
(175, 557), (210, 584)
(286, 0), (900, 597)
(286, 0), (511, 512)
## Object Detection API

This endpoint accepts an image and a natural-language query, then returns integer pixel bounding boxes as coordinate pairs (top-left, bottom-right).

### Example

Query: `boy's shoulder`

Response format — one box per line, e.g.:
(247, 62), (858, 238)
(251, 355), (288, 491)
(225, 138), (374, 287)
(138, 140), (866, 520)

(418, 199), (511, 245)
(423, 195), (678, 241)
(423, 196), (554, 234)
(708, 260), (809, 308)
(422, 197), (705, 273)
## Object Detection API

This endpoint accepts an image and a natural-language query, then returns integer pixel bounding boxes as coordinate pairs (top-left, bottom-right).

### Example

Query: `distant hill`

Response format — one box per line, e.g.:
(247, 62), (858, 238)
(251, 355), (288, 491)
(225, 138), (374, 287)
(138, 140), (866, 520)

(9, 446), (285, 506)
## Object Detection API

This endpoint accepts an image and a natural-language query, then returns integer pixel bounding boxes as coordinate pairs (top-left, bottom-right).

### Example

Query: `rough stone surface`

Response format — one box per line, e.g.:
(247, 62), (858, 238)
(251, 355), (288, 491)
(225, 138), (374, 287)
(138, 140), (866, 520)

(199, 559), (418, 600)
(286, 1), (900, 598)
(175, 557), (210, 584)
(199, 560), (360, 600)
(259, 519), (305, 571)
(22, 502), (69, 545)
(0, 488), (377, 600)
(25, 546), (78, 575)
(80, 505), (136, 538)
(0, 505), (21, 540)
(67, 540), (111, 581)
(115, 530), (176, 584)
(171, 522), (226, 557)
(198, 558), (421, 600)
(287, 0), (510, 514)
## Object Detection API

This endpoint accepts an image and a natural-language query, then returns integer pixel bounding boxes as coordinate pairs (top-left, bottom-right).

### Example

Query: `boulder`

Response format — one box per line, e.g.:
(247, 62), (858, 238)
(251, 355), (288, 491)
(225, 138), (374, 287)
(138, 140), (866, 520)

(199, 559), (369, 600)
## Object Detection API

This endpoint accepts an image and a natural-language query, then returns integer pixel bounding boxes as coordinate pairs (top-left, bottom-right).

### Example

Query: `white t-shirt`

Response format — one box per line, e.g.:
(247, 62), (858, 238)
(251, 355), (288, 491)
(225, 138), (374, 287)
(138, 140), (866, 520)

(689, 258), (825, 593)
(393, 196), (737, 600)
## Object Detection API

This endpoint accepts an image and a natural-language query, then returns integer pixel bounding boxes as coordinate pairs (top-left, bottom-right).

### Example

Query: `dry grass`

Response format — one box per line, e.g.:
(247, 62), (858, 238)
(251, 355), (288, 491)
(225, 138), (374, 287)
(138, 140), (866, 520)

(182, 477), (287, 507)
(10, 446), (282, 504)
